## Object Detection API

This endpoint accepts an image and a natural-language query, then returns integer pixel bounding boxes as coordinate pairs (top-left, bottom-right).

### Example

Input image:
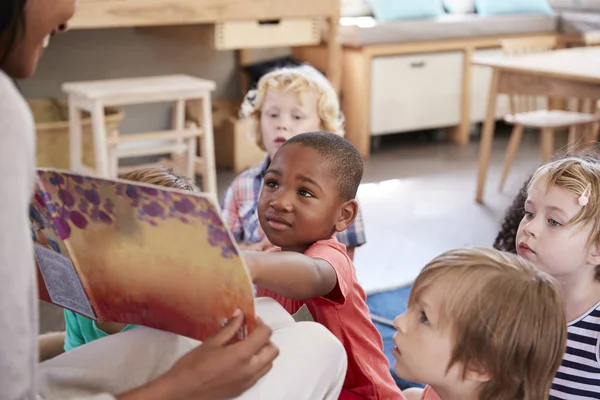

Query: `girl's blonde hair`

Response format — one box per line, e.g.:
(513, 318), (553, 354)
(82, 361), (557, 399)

(240, 64), (344, 151)
(529, 156), (600, 280)
(411, 247), (567, 400)
(121, 168), (197, 192)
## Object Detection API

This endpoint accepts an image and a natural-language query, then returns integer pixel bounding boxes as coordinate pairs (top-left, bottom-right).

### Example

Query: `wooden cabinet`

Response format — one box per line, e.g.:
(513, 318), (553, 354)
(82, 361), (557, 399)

(295, 33), (560, 157)
(68, 0), (342, 92)
(214, 18), (321, 50)
(69, 0), (338, 29)
(371, 52), (463, 135)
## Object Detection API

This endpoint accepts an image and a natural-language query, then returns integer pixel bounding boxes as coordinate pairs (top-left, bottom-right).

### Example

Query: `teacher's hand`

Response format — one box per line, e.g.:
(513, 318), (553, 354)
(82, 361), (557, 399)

(116, 311), (279, 400)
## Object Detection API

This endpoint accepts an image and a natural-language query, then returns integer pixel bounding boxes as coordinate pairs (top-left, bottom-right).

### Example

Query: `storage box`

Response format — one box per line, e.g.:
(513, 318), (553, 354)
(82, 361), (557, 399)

(214, 18), (322, 50)
(370, 51), (463, 135)
(29, 99), (124, 170)
(186, 99), (266, 173)
(138, 18), (321, 50)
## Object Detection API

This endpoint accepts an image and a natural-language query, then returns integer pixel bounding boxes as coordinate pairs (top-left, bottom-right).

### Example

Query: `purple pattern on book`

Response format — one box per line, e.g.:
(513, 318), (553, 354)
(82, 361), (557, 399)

(36, 171), (238, 259)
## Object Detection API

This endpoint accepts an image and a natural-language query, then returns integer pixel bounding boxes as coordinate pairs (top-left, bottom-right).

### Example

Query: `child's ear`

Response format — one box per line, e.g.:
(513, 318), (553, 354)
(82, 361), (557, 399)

(464, 364), (491, 384)
(335, 200), (358, 233)
(587, 243), (600, 266)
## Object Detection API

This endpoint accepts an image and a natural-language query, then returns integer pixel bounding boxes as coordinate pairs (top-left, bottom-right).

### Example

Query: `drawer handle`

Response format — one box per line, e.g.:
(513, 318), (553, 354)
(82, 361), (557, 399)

(258, 19), (281, 25)
(410, 61), (426, 68)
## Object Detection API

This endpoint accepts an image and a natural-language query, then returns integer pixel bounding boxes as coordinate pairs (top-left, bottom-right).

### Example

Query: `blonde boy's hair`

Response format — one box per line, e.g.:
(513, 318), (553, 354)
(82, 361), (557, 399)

(240, 64), (344, 151)
(410, 247), (567, 400)
(529, 156), (600, 280)
(121, 168), (197, 192)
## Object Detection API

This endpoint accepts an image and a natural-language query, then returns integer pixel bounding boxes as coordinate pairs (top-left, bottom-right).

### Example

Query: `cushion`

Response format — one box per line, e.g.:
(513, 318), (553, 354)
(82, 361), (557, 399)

(444, 0), (475, 14)
(369, 0), (445, 22)
(559, 10), (600, 34)
(334, 13), (558, 46)
(474, 0), (553, 15)
(550, 0), (600, 10)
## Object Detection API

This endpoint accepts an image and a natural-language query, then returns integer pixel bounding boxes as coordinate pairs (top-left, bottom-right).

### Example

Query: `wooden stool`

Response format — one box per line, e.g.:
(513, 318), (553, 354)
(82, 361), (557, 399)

(62, 75), (217, 195)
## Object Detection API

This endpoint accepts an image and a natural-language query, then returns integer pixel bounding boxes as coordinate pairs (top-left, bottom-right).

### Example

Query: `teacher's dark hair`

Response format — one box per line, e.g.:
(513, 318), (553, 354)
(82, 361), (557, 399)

(0, 0), (27, 65)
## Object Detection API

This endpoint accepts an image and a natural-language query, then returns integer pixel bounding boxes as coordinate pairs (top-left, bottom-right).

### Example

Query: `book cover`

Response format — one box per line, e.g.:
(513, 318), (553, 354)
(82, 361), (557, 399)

(30, 169), (255, 341)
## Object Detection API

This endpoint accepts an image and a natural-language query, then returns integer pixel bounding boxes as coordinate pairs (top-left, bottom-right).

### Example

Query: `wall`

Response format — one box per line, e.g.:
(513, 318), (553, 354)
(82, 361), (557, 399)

(19, 27), (289, 133)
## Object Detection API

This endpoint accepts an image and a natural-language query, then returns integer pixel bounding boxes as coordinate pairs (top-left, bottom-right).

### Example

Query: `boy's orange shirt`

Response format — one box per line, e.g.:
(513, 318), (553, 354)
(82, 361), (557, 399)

(256, 237), (404, 400)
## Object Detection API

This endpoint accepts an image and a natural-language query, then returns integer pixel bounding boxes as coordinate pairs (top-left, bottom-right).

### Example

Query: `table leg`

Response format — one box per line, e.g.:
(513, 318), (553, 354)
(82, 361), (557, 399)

(475, 69), (500, 203)
(326, 15), (341, 94)
(540, 128), (555, 161)
(454, 47), (472, 145)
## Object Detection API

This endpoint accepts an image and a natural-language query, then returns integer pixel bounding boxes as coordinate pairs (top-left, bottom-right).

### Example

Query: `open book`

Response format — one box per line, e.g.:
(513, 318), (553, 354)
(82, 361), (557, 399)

(30, 169), (255, 342)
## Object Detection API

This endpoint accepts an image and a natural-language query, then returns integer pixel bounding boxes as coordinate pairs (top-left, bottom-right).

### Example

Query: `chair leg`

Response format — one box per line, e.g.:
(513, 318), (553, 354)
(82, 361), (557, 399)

(585, 122), (600, 145)
(499, 124), (524, 191)
(186, 137), (197, 181)
(199, 94), (217, 195)
(68, 97), (83, 172)
(91, 101), (110, 177)
(540, 127), (555, 161)
(567, 125), (580, 153)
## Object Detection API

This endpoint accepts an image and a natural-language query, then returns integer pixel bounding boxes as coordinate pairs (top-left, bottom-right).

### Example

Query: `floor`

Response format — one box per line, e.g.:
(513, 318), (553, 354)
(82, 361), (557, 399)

(39, 125), (561, 333)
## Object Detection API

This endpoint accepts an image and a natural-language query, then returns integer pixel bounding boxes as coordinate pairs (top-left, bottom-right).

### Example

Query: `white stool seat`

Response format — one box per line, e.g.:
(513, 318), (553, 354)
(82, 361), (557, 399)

(63, 75), (215, 104)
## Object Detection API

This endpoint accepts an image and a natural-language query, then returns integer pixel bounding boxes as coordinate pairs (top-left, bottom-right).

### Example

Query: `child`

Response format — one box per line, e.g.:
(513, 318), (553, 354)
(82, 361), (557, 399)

(63, 167), (198, 351)
(242, 131), (402, 399)
(494, 152), (600, 255)
(394, 247), (567, 400)
(222, 64), (366, 259)
(505, 155), (600, 399)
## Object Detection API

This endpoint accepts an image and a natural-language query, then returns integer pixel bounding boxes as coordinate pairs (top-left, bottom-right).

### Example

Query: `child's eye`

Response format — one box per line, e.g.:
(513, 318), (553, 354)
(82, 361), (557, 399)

(265, 180), (278, 189)
(419, 311), (429, 325)
(298, 189), (313, 198)
(293, 114), (305, 121)
(524, 211), (534, 219)
(548, 219), (562, 227)
(268, 113), (278, 118)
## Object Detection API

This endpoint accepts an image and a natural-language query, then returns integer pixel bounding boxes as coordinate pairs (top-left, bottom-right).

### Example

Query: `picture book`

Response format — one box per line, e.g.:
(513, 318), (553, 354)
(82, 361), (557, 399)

(30, 169), (255, 342)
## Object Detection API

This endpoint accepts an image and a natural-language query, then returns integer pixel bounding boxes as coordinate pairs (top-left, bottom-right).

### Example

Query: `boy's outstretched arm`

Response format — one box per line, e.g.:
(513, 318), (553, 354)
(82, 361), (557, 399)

(243, 251), (338, 300)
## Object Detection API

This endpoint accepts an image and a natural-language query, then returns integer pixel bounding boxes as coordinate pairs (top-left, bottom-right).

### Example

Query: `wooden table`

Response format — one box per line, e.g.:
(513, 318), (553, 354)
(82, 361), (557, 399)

(472, 46), (600, 203)
(68, 0), (341, 91)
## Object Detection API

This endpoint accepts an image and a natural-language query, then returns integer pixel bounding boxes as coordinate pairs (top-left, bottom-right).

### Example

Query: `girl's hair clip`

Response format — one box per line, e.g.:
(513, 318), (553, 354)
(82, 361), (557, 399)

(579, 183), (591, 206)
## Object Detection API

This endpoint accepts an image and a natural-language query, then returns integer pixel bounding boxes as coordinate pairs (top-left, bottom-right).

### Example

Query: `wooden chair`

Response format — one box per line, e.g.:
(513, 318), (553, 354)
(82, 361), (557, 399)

(575, 31), (600, 148)
(63, 75), (218, 196)
(498, 37), (600, 191)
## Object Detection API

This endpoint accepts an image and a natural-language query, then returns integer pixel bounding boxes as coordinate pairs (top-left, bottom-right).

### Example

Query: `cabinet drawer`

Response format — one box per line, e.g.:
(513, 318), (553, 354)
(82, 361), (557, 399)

(215, 18), (322, 50)
(370, 52), (464, 135)
(470, 49), (511, 122)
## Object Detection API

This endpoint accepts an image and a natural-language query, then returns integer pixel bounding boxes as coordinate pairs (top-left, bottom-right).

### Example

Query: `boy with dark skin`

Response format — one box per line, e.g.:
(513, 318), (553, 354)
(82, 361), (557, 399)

(244, 131), (403, 400)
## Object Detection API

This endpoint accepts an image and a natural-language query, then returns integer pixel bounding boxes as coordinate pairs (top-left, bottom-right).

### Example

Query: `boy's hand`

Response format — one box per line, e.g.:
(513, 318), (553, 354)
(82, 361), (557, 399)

(116, 312), (279, 400)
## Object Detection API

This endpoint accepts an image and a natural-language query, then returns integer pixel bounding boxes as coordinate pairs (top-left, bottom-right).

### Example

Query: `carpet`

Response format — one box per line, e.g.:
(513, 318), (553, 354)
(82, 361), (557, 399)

(366, 284), (424, 390)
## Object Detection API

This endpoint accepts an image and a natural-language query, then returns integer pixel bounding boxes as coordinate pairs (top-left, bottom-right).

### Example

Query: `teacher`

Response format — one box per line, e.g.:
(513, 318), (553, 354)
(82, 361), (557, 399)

(0, 1), (347, 399)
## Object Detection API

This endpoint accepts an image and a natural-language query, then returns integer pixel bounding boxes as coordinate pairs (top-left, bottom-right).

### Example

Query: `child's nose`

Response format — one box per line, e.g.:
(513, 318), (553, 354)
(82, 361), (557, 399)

(276, 116), (292, 131)
(523, 219), (539, 237)
(393, 313), (407, 333)
(270, 194), (293, 212)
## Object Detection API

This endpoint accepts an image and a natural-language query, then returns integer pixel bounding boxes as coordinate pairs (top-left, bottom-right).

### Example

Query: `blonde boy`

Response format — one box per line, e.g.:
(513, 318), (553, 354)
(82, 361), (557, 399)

(394, 248), (567, 400)
(222, 65), (366, 259)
